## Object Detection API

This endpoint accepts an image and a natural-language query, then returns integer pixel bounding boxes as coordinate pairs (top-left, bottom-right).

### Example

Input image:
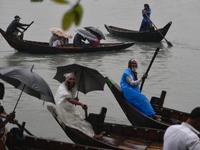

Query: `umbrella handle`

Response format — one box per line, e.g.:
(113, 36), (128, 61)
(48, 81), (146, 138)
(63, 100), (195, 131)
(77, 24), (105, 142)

(13, 84), (26, 112)
(13, 65), (34, 112)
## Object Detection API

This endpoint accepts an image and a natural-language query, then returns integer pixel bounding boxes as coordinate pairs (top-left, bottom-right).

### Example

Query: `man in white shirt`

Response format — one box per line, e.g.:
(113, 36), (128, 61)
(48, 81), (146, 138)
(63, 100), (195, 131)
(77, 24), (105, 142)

(163, 107), (200, 150)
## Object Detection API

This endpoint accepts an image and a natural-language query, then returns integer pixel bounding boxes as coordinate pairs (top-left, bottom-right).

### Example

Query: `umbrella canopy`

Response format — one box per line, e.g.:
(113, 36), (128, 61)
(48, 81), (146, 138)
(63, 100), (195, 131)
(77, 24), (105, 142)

(50, 27), (72, 39)
(76, 29), (98, 42)
(84, 26), (106, 40)
(53, 64), (106, 95)
(0, 67), (55, 109)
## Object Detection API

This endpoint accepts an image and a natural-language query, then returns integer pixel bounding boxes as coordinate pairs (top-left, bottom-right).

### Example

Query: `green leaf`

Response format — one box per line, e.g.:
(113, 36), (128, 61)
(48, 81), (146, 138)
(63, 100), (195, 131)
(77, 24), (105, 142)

(52, 0), (69, 4)
(73, 4), (83, 25)
(62, 11), (75, 30)
(62, 4), (83, 30)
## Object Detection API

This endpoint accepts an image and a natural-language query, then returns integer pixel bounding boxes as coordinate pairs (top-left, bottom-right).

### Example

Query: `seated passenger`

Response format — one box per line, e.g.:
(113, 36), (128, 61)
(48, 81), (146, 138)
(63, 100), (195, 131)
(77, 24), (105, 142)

(52, 36), (62, 47)
(60, 31), (72, 47)
(89, 33), (101, 47)
(54, 73), (105, 139)
(73, 33), (89, 47)
(49, 33), (58, 46)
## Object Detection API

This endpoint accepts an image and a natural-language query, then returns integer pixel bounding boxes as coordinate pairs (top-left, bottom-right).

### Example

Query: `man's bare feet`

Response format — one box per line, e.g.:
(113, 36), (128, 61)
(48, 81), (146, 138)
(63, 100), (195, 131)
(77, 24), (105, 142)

(93, 131), (106, 139)
(153, 114), (162, 121)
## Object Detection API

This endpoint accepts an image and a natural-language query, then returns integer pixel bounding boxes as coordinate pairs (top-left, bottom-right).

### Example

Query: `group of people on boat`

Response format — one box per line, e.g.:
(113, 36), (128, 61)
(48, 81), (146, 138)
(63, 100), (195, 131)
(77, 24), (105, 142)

(5, 15), (102, 48)
(49, 27), (72, 47)
(2, 5), (200, 150)
(49, 27), (101, 48)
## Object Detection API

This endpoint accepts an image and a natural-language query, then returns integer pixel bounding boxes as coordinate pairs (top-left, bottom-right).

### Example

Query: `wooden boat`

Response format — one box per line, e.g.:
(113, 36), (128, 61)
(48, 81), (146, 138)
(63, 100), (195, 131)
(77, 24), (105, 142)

(47, 103), (164, 150)
(105, 76), (189, 130)
(104, 22), (172, 42)
(0, 28), (134, 54)
(5, 127), (107, 150)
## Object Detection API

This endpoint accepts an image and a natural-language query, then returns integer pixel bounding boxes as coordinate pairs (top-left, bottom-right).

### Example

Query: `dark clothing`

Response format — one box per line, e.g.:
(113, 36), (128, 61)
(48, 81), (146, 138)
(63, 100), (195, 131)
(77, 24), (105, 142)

(89, 33), (100, 47)
(73, 34), (87, 47)
(139, 8), (152, 32)
(61, 37), (69, 46)
(6, 19), (28, 35)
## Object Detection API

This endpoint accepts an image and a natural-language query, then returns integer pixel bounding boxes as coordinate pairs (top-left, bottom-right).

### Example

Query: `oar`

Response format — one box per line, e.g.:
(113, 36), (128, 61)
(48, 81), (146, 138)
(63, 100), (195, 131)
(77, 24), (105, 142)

(140, 47), (160, 92)
(20, 21), (34, 40)
(144, 12), (173, 47)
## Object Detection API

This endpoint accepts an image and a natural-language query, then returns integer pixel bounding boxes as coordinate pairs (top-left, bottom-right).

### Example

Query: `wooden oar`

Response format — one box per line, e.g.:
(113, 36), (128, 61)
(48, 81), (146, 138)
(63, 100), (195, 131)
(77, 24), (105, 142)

(20, 21), (34, 40)
(140, 47), (160, 92)
(144, 12), (173, 47)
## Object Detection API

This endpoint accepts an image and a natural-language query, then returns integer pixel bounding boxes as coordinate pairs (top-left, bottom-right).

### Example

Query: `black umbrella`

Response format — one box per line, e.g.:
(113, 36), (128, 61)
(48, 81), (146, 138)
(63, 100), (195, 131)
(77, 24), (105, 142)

(76, 29), (98, 42)
(84, 26), (106, 40)
(0, 66), (55, 111)
(53, 64), (106, 96)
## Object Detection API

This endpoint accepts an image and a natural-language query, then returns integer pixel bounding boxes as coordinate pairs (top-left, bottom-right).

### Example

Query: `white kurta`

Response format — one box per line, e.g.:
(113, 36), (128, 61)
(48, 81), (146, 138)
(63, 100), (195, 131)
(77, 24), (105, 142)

(163, 122), (200, 150)
(54, 83), (95, 137)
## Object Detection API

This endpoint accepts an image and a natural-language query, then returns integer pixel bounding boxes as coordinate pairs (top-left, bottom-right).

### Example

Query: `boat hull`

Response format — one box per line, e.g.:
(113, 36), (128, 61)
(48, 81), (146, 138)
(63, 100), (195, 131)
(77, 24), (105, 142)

(104, 22), (172, 42)
(47, 104), (164, 149)
(105, 76), (189, 130)
(0, 28), (134, 54)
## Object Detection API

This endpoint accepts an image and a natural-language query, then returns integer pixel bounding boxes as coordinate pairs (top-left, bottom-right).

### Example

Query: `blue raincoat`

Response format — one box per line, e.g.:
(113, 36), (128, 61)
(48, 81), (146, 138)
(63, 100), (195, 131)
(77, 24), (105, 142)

(120, 68), (155, 116)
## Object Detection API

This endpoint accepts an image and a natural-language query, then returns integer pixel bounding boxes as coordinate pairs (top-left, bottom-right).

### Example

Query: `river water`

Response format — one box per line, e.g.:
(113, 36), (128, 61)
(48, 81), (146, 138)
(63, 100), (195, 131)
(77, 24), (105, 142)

(0, 0), (200, 143)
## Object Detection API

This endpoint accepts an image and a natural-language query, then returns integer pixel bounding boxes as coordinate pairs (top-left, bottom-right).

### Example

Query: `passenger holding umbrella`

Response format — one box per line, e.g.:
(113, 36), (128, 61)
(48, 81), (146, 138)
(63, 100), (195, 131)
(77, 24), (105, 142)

(73, 29), (98, 47)
(73, 32), (87, 47)
(84, 26), (105, 47)
(54, 72), (105, 139)
(49, 27), (72, 47)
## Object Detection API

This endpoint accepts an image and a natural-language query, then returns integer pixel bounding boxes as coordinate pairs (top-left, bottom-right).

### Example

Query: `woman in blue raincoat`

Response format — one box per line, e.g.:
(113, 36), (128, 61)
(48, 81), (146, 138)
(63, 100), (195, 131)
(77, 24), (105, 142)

(120, 58), (161, 120)
(139, 4), (152, 32)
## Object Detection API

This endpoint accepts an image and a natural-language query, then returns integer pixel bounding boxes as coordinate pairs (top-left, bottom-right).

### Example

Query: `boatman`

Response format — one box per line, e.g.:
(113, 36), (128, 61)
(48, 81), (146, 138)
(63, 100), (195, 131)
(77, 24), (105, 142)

(6, 15), (29, 40)
(139, 4), (152, 32)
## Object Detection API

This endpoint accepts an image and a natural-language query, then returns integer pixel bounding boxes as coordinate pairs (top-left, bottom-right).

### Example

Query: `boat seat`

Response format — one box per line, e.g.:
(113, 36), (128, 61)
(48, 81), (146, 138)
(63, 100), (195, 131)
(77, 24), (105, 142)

(150, 90), (166, 110)
(86, 107), (107, 133)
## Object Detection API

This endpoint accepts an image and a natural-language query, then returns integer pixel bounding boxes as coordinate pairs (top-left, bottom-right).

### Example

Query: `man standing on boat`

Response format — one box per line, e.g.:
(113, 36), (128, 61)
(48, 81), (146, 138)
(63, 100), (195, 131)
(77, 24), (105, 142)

(139, 4), (152, 32)
(6, 15), (29, 40)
